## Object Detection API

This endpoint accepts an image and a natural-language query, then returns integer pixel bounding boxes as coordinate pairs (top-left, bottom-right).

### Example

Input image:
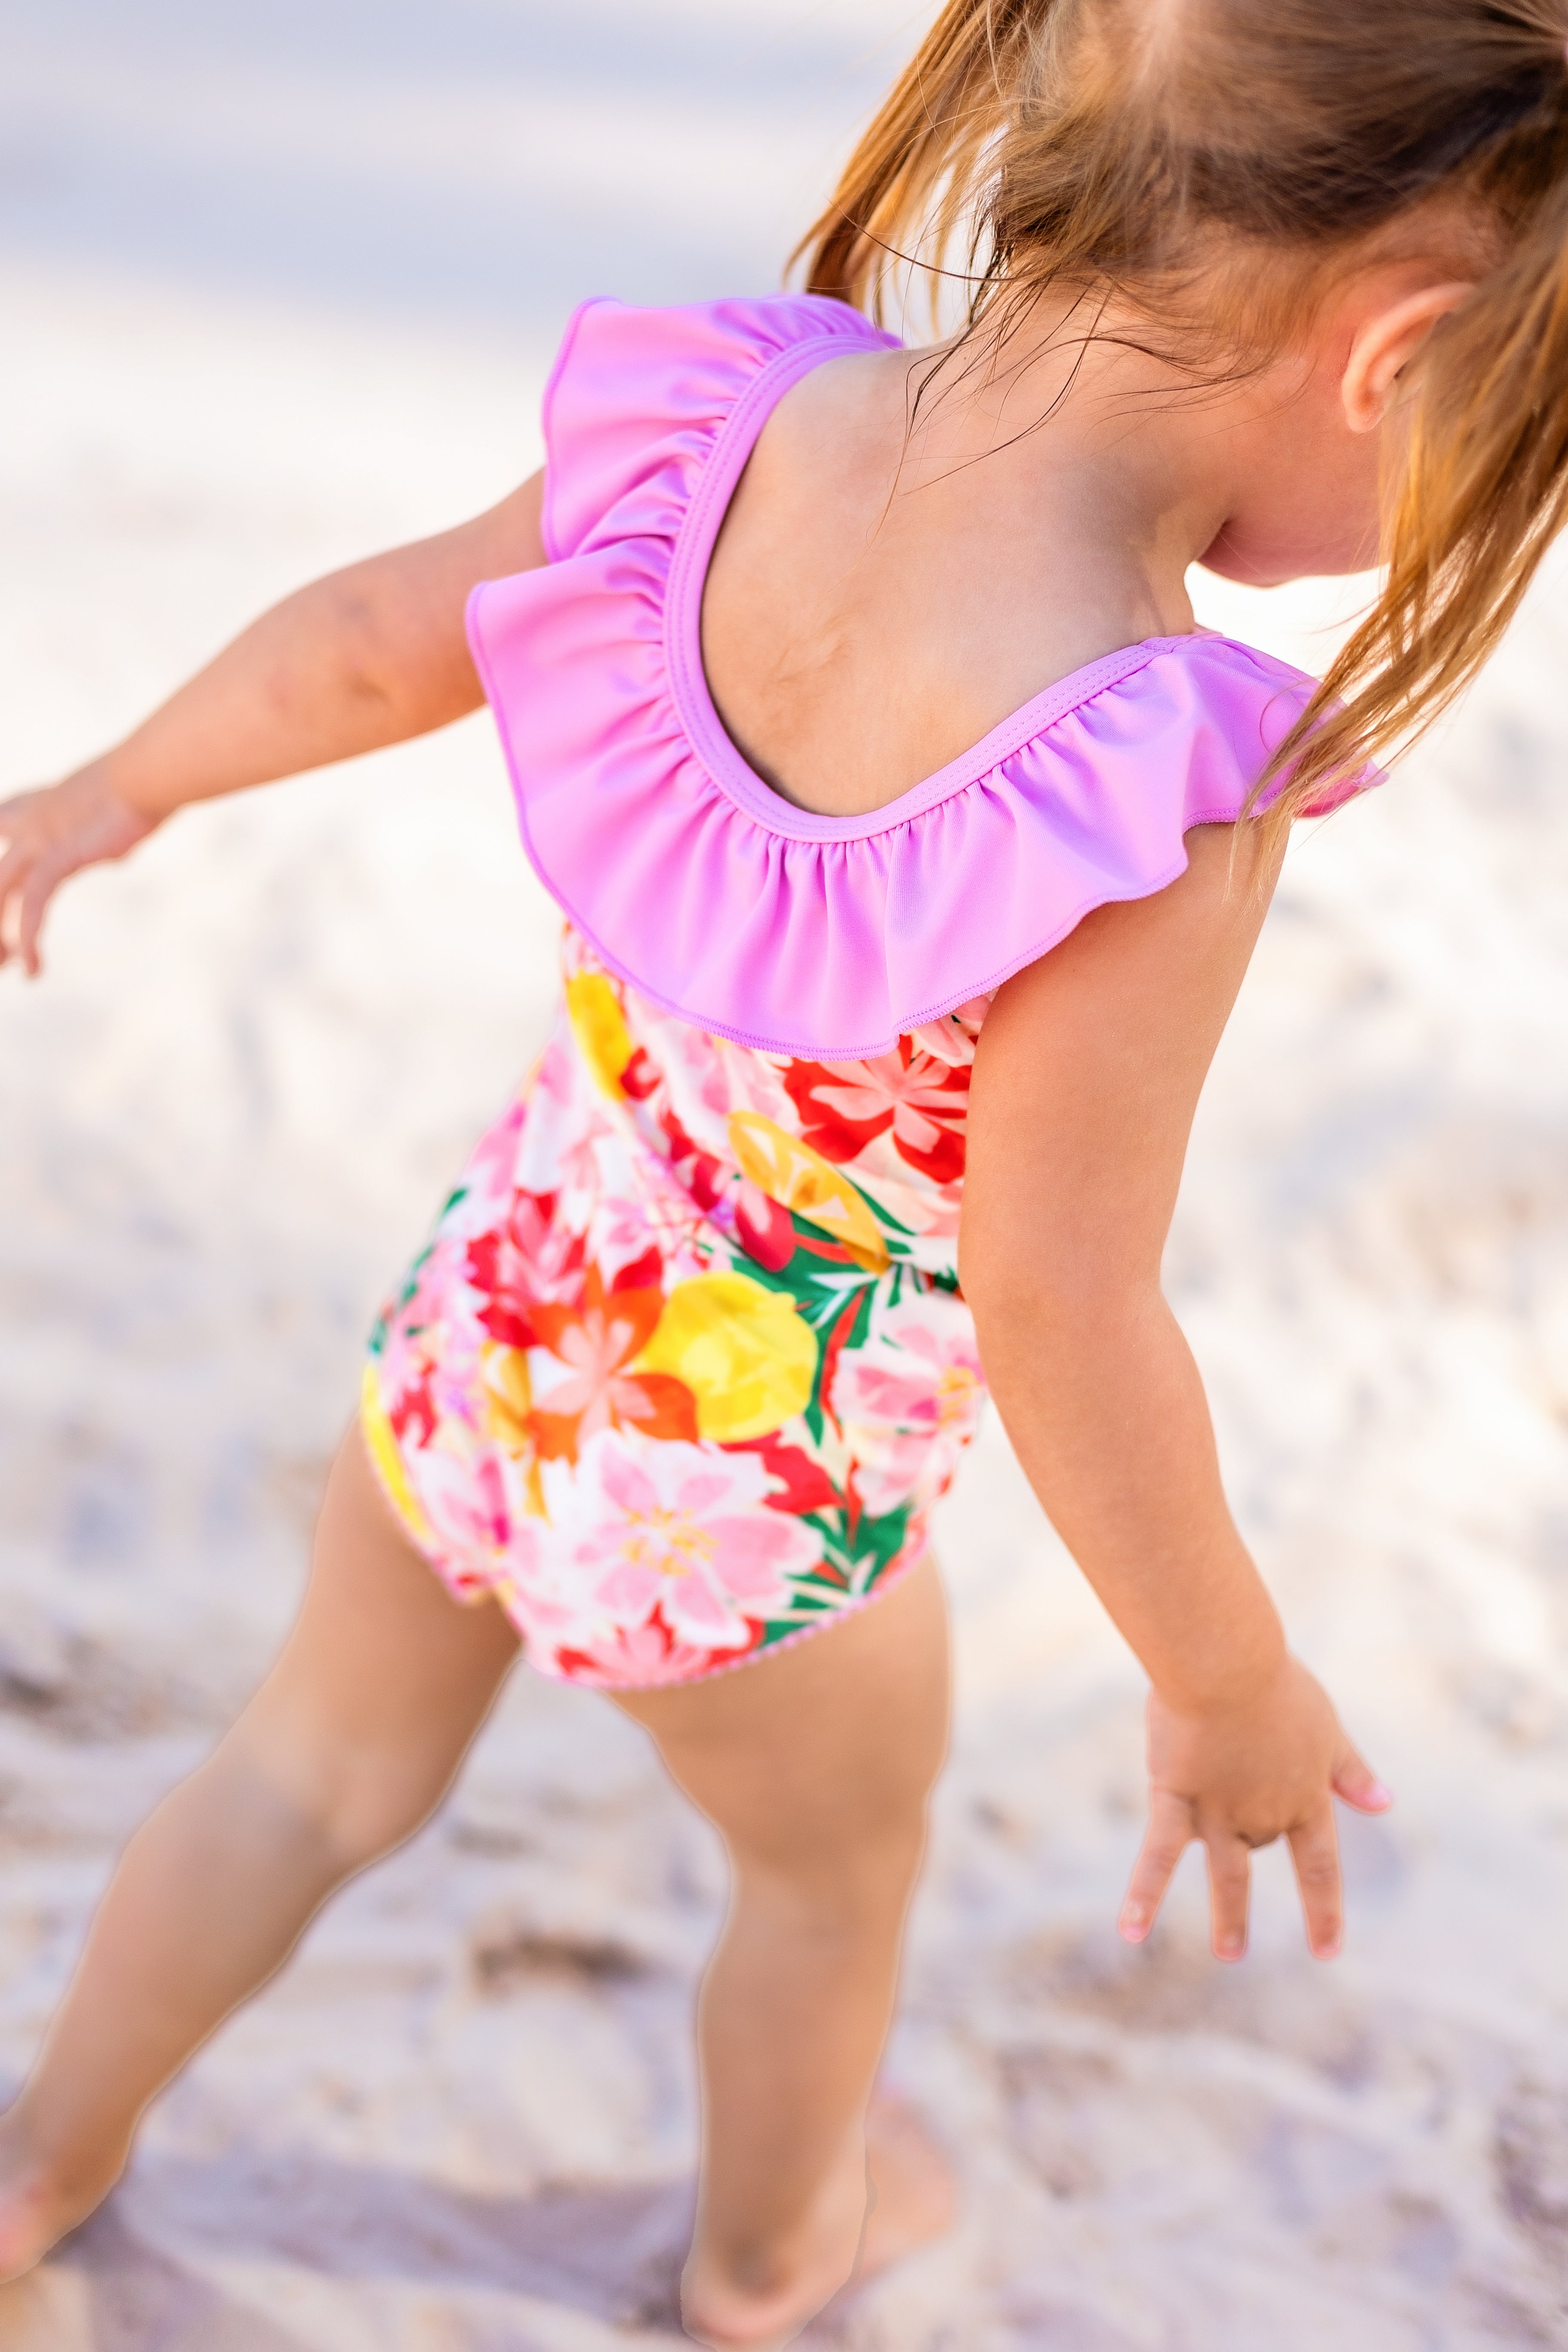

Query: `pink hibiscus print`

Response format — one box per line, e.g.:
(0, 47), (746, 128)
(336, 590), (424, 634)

(907, 998), (993, 1069)
(832, 1306), (984, 1434)
(460, 1096), (529, 1213)
(567, 1432), (821, 1653)
(532, 1029), (578, 1108)
(830, 1305), (987, 1513)
(552, 1122), (608, 1202)
(414, 1446), (518, 1565)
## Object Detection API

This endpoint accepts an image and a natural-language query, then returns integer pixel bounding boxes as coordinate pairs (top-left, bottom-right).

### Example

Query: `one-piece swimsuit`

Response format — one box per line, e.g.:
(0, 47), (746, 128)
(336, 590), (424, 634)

(361, 292), (1369, 1690)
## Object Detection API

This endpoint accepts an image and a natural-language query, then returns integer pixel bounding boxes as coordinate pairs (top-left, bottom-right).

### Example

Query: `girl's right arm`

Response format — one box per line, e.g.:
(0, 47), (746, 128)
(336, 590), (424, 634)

(0, 472), (547, 974)
(961, 822), (1391, 1963)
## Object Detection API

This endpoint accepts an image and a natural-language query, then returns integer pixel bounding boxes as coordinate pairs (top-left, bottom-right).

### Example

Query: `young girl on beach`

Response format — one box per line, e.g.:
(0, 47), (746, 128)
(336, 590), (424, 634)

(4, 0), (1568, 2340)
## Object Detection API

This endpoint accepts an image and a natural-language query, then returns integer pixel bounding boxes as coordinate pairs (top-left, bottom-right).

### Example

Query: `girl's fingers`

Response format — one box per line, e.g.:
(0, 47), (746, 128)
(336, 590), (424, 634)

(1119, 1787), (1193, 1943)
(17, 858), (64, 977)
(1204, 1834), (1251, 1961)
(1331, 1741), (1393, 1813)
(0, 853), (31, 968)
(1287, 1802), (1344, 1959)
(0, 839), (31, 913)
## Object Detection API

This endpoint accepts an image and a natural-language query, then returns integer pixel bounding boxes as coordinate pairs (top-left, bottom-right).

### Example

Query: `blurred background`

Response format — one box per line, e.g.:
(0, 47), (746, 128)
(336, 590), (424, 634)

(2, 3), (1567, 2346)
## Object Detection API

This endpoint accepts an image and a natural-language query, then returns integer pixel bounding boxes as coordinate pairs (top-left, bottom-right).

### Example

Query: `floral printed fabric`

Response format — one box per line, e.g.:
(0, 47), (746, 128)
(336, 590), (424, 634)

(362, 928), (991, 1688)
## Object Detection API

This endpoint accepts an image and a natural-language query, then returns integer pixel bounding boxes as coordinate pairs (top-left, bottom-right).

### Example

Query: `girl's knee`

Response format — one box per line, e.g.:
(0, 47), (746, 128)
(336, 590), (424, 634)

(224, 1696), (452, 1874)
(730, 1844), (927, 1960)
(311, 1755), (446, 1868)
(730, 1788), (931, 1908)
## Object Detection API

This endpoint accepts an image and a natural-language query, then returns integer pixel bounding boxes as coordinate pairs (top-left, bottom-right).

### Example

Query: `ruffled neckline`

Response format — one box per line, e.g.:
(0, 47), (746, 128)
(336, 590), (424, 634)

(662, 323), (1214, 844)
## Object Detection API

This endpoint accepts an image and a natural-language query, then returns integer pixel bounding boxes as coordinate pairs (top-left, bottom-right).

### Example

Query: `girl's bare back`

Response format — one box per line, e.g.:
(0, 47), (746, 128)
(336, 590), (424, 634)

(699, 340), (1191, 818)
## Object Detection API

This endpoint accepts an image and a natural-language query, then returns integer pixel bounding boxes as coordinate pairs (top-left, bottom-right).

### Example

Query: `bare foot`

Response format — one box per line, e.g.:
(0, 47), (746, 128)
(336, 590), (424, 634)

(681, 2093), (955, 2349)
(853, 2092), (958, 2289)
(0, 2108), (128, 2283)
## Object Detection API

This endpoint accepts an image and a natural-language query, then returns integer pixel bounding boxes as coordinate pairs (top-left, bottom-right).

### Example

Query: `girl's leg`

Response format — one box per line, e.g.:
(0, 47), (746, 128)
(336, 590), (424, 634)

(615, 1555), (955, 2351)
(0, 1428), (519, 2281)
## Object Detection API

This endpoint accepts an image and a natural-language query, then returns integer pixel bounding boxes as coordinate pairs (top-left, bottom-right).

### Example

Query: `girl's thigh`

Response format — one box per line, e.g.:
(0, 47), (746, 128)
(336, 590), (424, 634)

(612, 1558), (951, 1871)
(239, 1427), (521, 1842)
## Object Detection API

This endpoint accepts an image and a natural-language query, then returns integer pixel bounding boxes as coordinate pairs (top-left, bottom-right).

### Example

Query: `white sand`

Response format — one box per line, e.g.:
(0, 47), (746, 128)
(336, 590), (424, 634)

(2, 5), (1567, 2345)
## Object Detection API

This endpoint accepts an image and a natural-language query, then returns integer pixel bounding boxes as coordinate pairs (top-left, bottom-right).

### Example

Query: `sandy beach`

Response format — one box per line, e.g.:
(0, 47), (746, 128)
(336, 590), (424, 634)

(2, 4), (1567, 2344)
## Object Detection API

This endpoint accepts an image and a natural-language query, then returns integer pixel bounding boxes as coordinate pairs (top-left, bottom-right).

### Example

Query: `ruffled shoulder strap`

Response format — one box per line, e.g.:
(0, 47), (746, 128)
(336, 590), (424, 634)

(537, 293), (896, 563)
(466, 298), (1377, 1063)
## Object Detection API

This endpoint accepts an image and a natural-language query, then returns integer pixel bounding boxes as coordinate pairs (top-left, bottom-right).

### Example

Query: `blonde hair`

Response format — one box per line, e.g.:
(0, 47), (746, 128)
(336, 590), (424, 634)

(795, 0), (1568, 828)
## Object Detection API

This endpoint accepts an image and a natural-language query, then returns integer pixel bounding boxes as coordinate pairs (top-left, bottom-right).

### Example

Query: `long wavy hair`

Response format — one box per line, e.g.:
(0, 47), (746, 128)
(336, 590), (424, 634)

(794, 0), (1568, 827)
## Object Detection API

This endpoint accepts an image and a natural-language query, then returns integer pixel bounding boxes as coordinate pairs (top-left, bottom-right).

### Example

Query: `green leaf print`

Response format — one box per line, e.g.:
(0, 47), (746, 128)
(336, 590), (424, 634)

(753, 1494), (916, 1640)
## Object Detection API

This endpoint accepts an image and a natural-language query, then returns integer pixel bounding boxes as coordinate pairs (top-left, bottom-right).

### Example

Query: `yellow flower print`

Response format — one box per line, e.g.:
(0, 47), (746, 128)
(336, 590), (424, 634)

(481, 1341), (533, 1452)
(566, 971), (636, 1100)
(634, 1270), (818, 1442)
(479, 1344), (548, 1516)
(728, 1112), (890, 1272)
(359, 1363), (435, 1546)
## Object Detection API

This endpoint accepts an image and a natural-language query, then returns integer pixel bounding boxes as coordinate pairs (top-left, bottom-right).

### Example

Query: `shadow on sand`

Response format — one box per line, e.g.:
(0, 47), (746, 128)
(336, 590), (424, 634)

(51, 2150), (696, 2344)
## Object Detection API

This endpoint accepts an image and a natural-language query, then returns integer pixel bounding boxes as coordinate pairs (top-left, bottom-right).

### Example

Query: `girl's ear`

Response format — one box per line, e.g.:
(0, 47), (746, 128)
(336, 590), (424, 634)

(1341, 281), (1476, 433)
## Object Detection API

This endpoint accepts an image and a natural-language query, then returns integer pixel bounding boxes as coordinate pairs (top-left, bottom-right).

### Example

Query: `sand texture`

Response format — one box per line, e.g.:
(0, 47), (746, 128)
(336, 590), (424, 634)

(2, 4), (1567, 2345)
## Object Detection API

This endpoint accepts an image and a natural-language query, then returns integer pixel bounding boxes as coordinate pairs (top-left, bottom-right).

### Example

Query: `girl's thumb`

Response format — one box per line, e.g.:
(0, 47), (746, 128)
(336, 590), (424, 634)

(1332, 1744), (1393, 1813)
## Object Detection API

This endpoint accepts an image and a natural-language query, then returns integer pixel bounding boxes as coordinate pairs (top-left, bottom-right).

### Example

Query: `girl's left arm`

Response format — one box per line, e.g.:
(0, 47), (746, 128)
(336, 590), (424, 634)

(0, 472), (546, 973)
(961, 823), (1391, 1963)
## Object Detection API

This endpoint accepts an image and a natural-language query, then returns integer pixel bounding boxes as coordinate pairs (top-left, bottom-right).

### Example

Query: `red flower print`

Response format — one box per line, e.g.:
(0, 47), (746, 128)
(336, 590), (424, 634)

(611, 1244), (665, 1295)
(783, 1044), (970, 1184)
(734, 1178), (794, 1271)
(530, 1266), (697, 1462)
(658, 1104), (792, 1268)
(725, 1432), (842, 1519)
(817, 1289), (866, 1441)
(388, 1364), (438, 1450)
(467, 1189), (585, 1349)
(659, 1104), (727, 1213)
(621, 1045), (661, 1100)
(555, 1605), (756, 1687)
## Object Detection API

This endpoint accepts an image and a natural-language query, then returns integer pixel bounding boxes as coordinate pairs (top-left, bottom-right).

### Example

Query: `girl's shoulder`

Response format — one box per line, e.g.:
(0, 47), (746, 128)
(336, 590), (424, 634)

(536, 291), (898, 566)
(467, 296), (1375, 1063)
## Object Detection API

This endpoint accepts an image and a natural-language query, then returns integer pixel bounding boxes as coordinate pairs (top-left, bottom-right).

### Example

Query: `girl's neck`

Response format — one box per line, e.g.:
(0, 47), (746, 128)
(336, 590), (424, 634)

(908, 300), (1239, 576)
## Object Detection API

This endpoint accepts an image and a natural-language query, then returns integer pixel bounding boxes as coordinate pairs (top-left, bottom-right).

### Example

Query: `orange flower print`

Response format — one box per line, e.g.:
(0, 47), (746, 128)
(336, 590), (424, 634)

(530, 1265), (697, 1461)
(783, 1043), (970, 1184)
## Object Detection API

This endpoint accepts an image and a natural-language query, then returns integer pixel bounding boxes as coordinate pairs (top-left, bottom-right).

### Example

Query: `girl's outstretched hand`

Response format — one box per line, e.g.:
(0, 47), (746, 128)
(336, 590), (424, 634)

(0, 766), (159, 977)
(1118, 1655), (1393, 1962)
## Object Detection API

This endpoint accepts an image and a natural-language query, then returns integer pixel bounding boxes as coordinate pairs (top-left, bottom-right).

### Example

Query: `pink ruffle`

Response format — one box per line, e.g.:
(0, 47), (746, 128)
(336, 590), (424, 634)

(468, 295), (1373, 1063)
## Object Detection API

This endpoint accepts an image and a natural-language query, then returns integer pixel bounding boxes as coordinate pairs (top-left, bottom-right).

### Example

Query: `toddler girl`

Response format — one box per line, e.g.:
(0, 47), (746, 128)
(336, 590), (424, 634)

(4, 1), (1567, 2342)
